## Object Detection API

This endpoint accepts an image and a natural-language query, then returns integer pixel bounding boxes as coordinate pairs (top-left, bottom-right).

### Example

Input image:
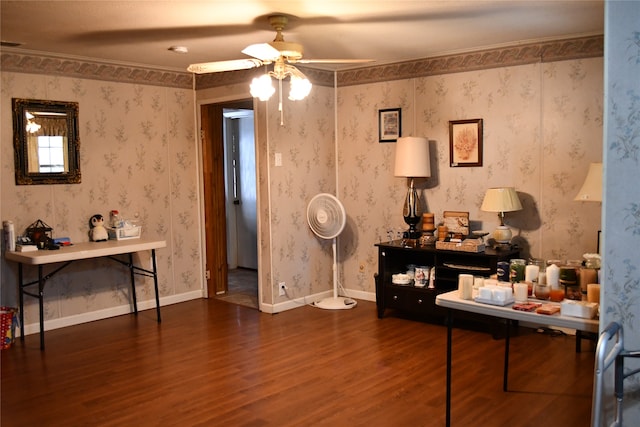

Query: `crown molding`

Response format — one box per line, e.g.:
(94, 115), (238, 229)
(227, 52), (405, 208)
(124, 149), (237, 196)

(338, 35), (603, 86)
(1, 48), (192, 89)
(1, 35), (602, 90)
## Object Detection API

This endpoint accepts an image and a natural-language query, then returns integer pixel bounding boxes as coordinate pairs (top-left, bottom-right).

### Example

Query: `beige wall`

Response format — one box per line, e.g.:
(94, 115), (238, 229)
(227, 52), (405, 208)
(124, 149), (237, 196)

(1, 38), (603, 330)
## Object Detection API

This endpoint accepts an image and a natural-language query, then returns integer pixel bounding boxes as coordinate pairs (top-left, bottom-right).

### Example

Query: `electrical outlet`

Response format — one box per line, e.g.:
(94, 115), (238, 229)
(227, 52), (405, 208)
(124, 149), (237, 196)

(279, 282), (286, 296)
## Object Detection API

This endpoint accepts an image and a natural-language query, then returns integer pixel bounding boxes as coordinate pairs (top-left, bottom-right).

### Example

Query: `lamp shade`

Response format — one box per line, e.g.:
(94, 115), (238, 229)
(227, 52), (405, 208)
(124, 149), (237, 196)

(574, 162), (602, 202)
(481, 187), (523, 213)
(394, 137), (431, 178)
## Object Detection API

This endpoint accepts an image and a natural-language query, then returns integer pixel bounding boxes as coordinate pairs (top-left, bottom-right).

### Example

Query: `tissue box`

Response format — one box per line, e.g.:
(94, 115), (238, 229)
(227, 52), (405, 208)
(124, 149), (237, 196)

(560, 300), (598, 319)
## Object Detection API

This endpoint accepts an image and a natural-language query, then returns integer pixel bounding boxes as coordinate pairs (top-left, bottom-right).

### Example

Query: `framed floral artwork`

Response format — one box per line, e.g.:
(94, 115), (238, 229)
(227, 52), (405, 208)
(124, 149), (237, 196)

(379, 108), (401, 142)
(449, 119), (483, 167)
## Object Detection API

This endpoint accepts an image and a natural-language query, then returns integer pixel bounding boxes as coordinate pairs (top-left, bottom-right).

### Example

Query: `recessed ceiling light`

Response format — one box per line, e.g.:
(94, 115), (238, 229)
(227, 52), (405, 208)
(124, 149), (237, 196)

(168, 46), (188, 54)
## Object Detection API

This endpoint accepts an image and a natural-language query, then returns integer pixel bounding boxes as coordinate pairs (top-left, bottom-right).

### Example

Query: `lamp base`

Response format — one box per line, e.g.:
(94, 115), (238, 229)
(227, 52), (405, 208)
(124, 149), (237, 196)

(403, 228), (422, 240)
(493, 225), (513, 244)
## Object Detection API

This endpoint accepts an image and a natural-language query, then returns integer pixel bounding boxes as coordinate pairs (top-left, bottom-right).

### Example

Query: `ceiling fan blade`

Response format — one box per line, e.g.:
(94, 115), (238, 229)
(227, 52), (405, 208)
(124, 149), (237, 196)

(187, 58), (263, 74)
(295, 59), (375, 64)
(242, 43), (281, 61)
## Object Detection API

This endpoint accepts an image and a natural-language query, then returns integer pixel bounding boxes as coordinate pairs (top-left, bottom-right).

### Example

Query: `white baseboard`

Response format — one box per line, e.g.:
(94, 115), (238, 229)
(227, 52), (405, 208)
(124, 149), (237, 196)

(19, 290), (203, 336)
(342, 289), (376, 303)
(259, 289), (376, 314)
(20, 288), (373, 334)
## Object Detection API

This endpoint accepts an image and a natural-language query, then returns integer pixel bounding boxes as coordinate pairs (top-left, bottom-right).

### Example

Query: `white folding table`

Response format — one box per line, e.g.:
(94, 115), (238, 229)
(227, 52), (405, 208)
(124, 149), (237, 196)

(5, 238), (166, 349)
(436, 290), (599, 427)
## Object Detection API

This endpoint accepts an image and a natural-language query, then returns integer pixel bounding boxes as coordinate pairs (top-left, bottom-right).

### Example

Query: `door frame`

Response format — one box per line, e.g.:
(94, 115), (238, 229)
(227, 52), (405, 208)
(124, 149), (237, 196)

(200, 99), (254, 298)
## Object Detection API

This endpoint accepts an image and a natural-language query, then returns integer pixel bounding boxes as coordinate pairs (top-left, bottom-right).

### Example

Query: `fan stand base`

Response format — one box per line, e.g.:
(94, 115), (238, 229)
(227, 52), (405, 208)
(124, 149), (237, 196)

(313, 296), (357, 310)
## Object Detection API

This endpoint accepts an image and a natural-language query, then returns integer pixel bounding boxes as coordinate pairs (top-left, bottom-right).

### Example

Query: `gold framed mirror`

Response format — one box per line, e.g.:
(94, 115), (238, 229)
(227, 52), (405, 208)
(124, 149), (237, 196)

(12, 98), (81, 185)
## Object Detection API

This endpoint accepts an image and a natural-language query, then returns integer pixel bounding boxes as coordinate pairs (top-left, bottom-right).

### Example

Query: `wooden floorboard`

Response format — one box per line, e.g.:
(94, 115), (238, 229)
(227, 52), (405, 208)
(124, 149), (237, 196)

(1, 299), (595, 426)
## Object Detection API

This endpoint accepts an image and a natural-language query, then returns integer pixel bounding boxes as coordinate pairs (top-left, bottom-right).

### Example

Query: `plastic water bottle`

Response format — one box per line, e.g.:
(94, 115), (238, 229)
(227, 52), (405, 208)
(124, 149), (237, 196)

(3, 220), (15, 251)
(110, 210), (121, 228)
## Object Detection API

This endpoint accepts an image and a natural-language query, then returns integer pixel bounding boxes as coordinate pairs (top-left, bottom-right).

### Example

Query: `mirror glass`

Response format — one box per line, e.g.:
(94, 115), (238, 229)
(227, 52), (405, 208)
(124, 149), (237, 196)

(12, 98), (81, 185)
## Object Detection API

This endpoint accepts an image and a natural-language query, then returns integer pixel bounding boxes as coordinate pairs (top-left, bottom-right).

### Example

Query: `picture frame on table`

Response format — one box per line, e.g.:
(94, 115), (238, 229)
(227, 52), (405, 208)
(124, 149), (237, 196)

(379, 108), (401, 142)
(449, 118), (483, 167)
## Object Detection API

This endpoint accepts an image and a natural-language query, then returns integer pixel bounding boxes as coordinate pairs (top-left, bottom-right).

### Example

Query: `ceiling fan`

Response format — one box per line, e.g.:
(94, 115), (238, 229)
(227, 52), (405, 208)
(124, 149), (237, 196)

(187, 14), (372, 74)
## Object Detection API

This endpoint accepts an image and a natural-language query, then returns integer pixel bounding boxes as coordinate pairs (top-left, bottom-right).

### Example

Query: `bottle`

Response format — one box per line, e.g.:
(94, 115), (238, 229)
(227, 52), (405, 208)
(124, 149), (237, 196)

(110, 210), (121, 228)
(3, 220), (16, 251)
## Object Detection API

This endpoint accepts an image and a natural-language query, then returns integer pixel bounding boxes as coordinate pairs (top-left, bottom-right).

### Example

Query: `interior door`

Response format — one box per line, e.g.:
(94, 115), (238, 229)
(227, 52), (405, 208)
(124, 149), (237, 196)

(201, 99), (253, 297)
(224, 110), (257, 270)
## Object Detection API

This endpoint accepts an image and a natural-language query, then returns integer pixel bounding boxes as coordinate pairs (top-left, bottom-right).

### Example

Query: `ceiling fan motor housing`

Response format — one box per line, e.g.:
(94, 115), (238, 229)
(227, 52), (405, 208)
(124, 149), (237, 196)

(269, 41), (303, 60)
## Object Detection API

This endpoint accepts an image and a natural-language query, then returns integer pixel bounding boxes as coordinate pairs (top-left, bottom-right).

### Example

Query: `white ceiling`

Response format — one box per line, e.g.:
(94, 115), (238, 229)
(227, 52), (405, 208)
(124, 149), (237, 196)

(1, 1), (604, 72)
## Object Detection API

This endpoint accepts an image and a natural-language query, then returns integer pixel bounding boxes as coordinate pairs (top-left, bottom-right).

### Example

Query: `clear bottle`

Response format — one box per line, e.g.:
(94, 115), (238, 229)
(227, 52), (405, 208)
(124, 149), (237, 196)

(110, 210), (121, 228)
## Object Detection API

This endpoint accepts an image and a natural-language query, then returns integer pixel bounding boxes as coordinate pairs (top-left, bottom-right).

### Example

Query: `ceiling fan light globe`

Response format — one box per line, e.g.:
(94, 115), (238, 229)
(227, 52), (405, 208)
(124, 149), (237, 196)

(250, 74), (275, 101)
(289, 75), (312, 101)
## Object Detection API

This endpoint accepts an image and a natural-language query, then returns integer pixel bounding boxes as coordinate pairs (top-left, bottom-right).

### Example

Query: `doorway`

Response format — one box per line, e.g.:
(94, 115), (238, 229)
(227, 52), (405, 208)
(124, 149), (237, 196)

(200, 99), (258, 309)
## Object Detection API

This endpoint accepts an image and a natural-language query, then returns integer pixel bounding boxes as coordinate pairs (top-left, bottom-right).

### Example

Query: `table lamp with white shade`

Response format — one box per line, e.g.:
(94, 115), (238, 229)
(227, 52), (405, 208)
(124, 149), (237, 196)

(574, 162), (602, 202)
(480, 187), (523, 244)
(574, 162), (602, 252)
(394, 137), (431, 238)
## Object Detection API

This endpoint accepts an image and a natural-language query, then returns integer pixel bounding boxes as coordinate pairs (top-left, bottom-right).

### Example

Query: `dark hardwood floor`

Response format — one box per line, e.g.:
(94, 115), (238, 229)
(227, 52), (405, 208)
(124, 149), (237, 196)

(1, 299), (595, 426)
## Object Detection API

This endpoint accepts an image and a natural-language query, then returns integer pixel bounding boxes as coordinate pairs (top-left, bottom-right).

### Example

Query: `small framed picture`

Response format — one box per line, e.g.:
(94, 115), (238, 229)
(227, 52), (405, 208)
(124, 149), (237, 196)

(449, 119), (483, 167)
(379, 108), (401, 142)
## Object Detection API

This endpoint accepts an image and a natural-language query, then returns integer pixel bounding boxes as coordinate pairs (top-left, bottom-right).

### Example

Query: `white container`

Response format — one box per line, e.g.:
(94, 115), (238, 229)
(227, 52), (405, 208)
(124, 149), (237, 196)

(107, 226), (141, 240)
(514, 282), (528, 302)
(560, 300), (598, 319)
(525, 265), (539, 283)
(546, 264), (560, 287)
(3, 220), (15, 251)
(458, 274), (474, 300)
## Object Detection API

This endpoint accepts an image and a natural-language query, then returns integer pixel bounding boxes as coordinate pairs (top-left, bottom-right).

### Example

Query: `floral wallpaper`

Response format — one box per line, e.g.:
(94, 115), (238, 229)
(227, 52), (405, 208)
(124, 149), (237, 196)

(1, 68), (201, 330)
(261, 86), (337, 304)
(601, 1), (640, 422)
(337, 58), (603, 295)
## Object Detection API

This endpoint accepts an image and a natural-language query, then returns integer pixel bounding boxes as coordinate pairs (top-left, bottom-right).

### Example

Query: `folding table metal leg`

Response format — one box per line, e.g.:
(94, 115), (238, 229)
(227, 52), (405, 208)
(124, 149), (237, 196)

(38, 265), (45, 350)
(129, 253), (138, 314)
(152, 249), (161, 322)
(504, 319), (511, 391)
(18, 263), (25, 341)
(445, 308), (452, 427)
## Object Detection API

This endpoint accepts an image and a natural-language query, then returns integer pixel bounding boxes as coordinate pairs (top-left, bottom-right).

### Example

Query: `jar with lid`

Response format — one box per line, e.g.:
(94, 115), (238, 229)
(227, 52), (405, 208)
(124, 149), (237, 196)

(509, 259), (526, 283)
(559, 264), (581, 300)
(110, 210), (122, 228)
(584, 253), (601, 269)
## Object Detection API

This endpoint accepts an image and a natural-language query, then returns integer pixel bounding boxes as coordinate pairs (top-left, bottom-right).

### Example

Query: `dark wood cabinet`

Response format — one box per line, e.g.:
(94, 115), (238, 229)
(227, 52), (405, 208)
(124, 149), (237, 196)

(375, 241), (519, 319)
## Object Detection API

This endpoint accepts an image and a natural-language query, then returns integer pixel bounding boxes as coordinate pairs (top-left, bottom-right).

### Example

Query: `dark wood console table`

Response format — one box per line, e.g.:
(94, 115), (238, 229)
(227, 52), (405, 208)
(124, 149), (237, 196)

(375, 241), (519, 319)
